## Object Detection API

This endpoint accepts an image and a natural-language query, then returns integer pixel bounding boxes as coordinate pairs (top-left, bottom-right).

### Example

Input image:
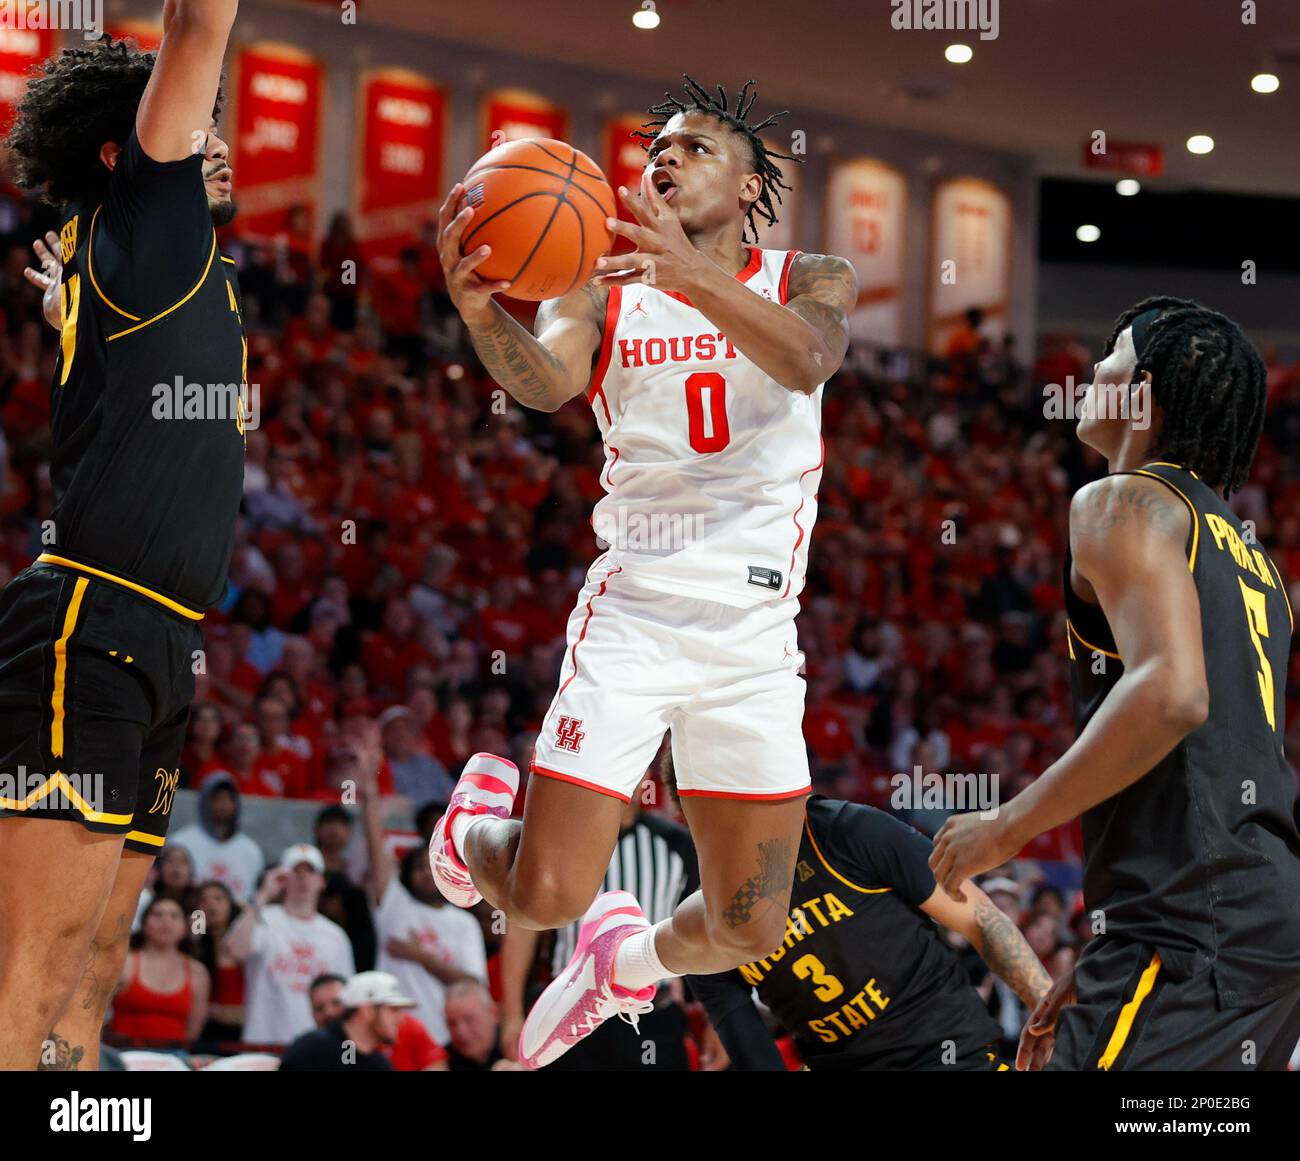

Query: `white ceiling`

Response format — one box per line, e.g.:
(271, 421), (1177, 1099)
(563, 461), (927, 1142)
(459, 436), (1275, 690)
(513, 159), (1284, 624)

(385, 0), (1300, 196)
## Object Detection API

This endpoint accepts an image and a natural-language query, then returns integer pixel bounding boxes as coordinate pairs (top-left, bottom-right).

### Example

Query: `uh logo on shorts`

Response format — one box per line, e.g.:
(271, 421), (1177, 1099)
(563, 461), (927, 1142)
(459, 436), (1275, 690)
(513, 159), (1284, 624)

(554, 716), (585, 754)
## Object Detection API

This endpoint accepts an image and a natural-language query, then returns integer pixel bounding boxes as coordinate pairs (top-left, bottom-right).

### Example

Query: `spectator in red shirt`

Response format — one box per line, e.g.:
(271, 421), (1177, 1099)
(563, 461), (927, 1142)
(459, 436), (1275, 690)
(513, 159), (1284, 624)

(318, 212), (366, 331)
(371, 247), (426, 371)
(181, 702), (224, 788)
(253, 696), (310, 798)
(362, 596), (431, 696)
(200, 723), (283, 798)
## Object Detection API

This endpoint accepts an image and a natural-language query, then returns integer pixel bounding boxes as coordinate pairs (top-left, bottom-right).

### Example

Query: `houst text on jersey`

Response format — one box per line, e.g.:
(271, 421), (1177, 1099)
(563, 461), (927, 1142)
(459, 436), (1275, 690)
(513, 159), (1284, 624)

(617, 332), (741, 367)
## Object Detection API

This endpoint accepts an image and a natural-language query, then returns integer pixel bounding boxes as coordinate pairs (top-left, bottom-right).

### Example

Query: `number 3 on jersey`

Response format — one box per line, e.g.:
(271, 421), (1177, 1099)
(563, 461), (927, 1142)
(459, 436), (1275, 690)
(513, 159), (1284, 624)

(792, 953), (844, 1003)
(685, 372), (730, 453)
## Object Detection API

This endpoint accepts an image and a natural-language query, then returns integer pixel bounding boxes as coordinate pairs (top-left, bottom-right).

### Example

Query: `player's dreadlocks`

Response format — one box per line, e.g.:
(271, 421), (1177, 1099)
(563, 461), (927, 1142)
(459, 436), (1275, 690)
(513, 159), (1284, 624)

(7, 35), (224, 208)
(633, 75), (797, 243)
(1103, 296), (1266, 497)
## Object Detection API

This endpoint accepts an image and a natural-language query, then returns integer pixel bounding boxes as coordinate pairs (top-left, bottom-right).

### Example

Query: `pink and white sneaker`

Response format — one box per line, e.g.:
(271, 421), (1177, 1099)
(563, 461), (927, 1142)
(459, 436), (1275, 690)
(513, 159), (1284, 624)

(517, 890), (657, 1070)
(428, 752), (519, 908)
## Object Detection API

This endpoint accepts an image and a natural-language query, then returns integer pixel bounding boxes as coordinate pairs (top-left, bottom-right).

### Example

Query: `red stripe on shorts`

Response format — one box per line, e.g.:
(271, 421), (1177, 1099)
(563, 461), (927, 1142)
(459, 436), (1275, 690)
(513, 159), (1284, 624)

(529, 762), (632, 803)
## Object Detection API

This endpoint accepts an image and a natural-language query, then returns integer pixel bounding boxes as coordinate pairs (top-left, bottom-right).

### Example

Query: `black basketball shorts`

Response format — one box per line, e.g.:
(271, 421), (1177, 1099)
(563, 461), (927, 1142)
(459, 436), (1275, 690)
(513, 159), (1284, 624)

(1049, 937), (1300, 1071)
(0, 557), (203, 855)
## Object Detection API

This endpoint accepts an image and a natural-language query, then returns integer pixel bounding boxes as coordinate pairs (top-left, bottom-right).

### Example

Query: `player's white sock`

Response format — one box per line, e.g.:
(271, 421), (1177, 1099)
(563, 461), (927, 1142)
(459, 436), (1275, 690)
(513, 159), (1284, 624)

(450, 811), (493, 864)
(613, 921), (679, 990)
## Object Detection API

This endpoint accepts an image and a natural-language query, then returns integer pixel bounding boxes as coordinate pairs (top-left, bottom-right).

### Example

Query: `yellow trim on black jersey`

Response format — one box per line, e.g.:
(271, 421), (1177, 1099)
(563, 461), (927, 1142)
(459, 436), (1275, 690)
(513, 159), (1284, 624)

(86, 207), (142, 321)
(37, 553), (204, 621)
(1265, 554), (1294, 632)
(1097, 951), (1162, 1070)
(50, 577), (89, 758)
(106, 231), (218, 342)
(1143, 461), (1200, 481)
(0, 770), (133, 825)
(1067, 618), (1120, 662)
(803, 818), (892, 895)
(1131, 468), (1199, 573)
(126, 829), (166, 847)
(220, 255), (237, 265)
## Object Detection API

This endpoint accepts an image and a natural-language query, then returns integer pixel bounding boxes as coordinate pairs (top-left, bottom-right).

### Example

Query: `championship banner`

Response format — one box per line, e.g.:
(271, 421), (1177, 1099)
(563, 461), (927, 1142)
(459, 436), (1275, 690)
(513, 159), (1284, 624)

(753, 135), (800, 251)
(356, 69), (445, 258)
(823, 158), (907, 345)
(0, 26), (55, 138)
(230, 43), (323, 240)
(483, 90), (567, 151)
(604, 113), (647, 254)
(107, 20), (163, 52)
(927, 176), (1012, 354)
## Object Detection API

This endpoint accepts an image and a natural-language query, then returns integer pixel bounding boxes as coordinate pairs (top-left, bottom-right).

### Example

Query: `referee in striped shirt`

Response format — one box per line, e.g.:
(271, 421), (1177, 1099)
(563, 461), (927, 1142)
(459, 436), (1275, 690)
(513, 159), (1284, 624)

(500, 746), (699, 1070)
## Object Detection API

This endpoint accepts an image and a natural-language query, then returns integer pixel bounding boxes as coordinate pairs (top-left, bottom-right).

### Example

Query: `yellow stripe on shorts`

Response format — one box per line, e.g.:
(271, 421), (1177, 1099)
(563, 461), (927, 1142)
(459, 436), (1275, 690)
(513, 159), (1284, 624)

(1097, 951), (1162, 1070)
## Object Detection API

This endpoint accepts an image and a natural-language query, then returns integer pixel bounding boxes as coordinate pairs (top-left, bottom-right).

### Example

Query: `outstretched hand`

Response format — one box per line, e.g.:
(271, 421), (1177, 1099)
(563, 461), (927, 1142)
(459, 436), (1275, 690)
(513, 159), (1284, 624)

(435, 182), (512, 324)
(24, 231), (63, 331)
(928, 812), (1022, 902)
(1016, 968), (1077, 1071)
(592, 169), (706, 293)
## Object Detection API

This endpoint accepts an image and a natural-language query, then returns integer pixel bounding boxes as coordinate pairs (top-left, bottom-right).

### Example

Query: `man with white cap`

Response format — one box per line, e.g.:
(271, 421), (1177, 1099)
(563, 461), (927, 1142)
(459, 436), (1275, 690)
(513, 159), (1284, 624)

(280, 971), (416, 1072)
(223, 842), (355, 1045)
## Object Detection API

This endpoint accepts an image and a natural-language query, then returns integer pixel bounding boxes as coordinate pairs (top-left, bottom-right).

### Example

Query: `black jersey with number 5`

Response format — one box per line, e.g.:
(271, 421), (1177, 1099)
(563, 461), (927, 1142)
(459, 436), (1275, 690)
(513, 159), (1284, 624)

(48, 130), (246, 613)
(1065, 461), (1300, 1006)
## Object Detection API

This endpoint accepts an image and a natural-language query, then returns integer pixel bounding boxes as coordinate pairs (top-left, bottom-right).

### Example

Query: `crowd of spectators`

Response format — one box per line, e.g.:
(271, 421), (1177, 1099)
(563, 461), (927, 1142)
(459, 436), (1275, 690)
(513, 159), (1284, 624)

(2, 187), (1299, 1069)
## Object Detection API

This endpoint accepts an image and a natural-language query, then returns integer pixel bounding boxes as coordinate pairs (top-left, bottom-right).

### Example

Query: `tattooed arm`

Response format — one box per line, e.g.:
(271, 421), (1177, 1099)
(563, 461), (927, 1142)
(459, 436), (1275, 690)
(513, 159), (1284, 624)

(931, 475), (1206, 898)
(435, 180), (606, 412)
(922, 883), (1050, 1008)
(674, 250), (857, 395)
(464, 283), (607, 413)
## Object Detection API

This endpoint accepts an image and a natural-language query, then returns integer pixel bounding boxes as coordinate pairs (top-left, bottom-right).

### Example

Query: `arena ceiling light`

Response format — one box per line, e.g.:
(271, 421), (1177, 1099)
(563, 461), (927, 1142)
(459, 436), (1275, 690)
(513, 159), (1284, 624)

(1115, 179), (1141, 197)
(1075, 224), (1101, 243)
(1251, 72), (1280, 94)
(944, 44), (973, 64)
(632, 3), (660, 29)
(1186, 134), (1215, 154)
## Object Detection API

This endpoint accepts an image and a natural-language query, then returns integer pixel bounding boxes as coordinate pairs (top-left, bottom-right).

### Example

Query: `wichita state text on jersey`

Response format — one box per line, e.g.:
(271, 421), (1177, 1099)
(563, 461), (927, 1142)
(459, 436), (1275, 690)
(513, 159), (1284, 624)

(734, 797), (1001, 1070)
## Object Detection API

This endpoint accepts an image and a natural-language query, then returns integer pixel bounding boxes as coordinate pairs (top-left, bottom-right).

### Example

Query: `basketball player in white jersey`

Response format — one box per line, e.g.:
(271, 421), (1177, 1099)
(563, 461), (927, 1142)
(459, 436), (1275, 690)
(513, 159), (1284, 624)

(432, 77), (857, 1068)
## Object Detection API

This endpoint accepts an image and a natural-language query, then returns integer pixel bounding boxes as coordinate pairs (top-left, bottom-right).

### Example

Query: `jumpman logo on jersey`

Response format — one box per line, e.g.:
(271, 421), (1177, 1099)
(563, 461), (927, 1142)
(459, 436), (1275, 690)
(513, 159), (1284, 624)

(783, 643), (795, 661)
(626, 296), (649, 319)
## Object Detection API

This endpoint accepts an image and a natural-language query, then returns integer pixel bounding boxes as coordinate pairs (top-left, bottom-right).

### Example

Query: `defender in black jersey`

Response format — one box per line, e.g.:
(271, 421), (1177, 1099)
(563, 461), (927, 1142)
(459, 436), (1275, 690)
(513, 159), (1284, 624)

(689, 796), (1050, 1070)
(931, 297), (1300, 1071)
(0, 6), (243, 1070)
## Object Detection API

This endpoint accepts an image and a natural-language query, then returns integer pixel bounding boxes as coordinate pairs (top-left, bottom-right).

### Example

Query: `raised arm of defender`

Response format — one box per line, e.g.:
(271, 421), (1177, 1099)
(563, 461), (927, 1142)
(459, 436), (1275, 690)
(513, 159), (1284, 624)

(136, 0), (238, 161)
(436, 182), (606, 413)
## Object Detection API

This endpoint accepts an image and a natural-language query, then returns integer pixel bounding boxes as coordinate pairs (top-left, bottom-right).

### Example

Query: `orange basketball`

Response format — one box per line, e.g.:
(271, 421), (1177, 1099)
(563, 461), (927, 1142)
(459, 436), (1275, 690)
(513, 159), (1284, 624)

(457, 138), (617, 301)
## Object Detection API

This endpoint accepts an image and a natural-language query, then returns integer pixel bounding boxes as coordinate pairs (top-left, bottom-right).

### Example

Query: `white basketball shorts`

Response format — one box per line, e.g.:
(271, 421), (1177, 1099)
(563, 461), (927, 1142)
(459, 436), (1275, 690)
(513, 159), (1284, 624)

(529, 559), (812, 803)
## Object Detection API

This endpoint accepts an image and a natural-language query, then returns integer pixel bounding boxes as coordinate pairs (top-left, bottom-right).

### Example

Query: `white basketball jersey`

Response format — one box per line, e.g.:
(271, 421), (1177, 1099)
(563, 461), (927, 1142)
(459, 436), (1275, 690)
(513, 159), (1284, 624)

(585, 247), (823, 609)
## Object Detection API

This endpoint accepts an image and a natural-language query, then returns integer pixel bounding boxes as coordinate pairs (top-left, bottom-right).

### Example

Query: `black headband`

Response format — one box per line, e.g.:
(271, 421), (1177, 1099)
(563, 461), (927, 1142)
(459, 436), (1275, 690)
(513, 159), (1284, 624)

(1129, 308), (1162, 362)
